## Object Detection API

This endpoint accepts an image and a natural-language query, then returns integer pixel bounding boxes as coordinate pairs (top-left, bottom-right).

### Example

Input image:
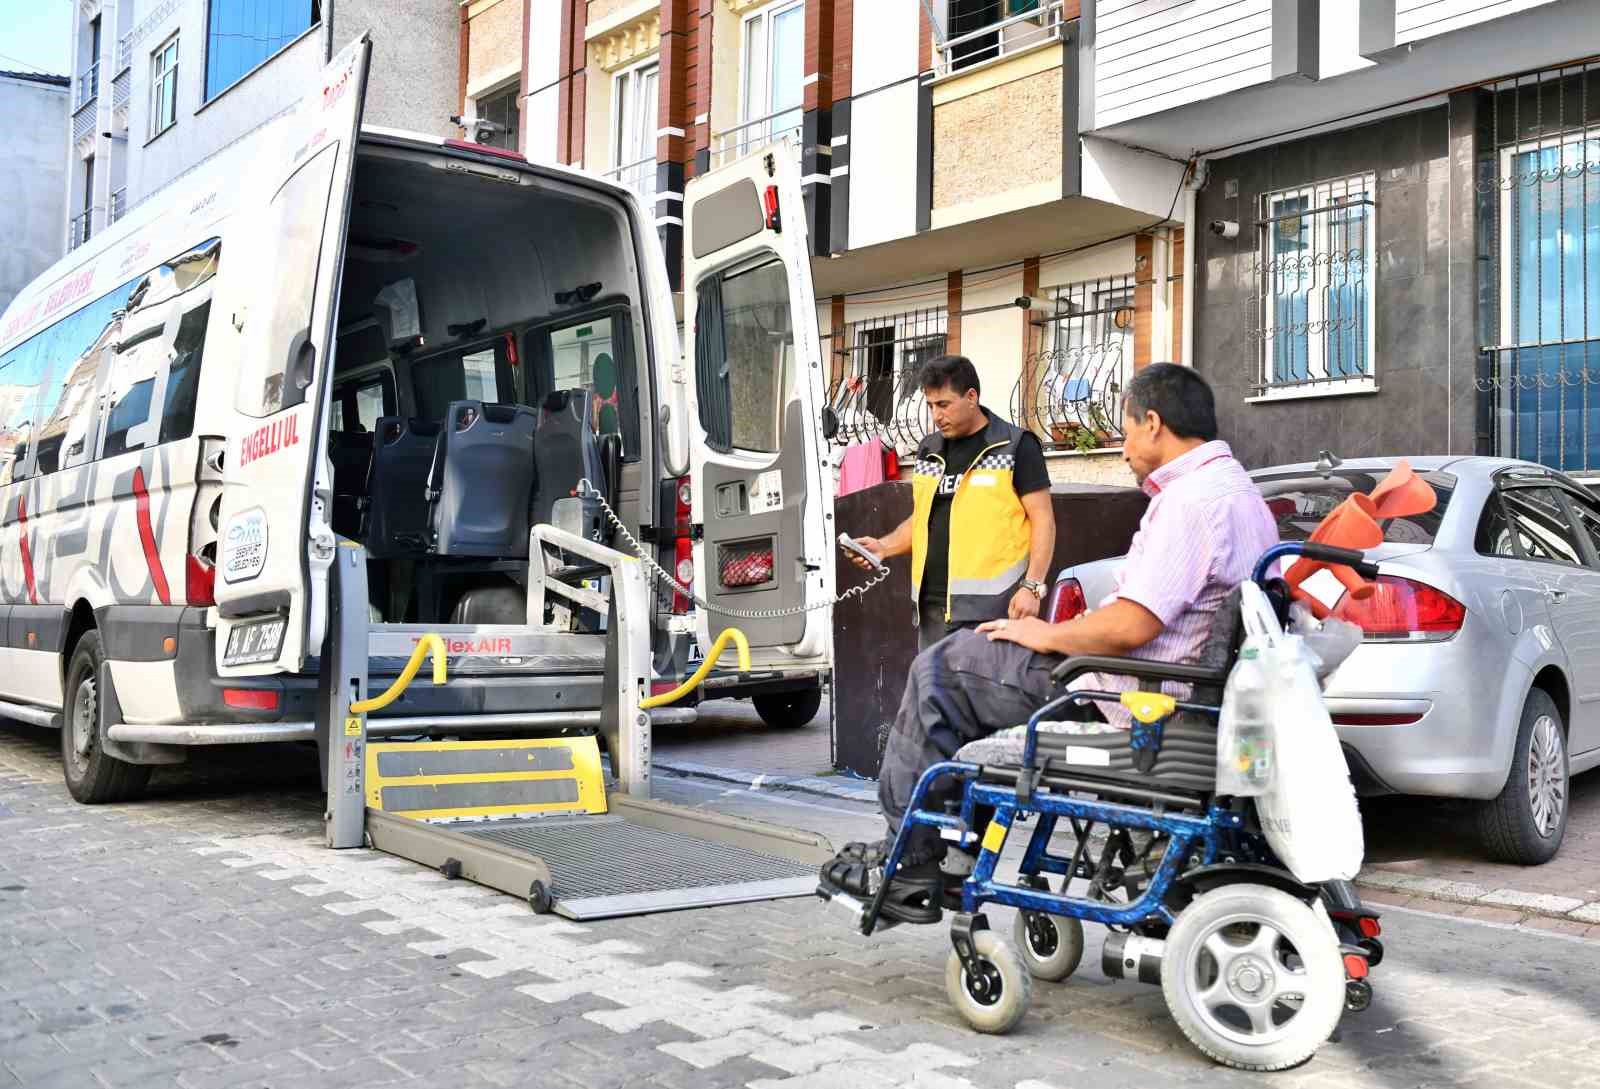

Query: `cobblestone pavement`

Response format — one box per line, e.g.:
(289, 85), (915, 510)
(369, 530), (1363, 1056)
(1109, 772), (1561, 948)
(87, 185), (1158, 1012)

(5, 722), (1600, 1089)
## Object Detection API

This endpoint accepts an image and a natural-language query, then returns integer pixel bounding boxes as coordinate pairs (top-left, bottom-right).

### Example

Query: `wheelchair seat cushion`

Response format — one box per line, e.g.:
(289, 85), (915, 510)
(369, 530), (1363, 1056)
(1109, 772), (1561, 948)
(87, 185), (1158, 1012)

(956, 711), (1219, 794)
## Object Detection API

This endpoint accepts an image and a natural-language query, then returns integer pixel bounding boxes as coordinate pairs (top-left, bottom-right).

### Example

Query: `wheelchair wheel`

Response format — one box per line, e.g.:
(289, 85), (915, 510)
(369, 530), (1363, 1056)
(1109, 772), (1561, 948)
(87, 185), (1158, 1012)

(945, 930), (1032, 1034)
(1161, 883), (1344, 1071)
(1013, 910), (1084, 982)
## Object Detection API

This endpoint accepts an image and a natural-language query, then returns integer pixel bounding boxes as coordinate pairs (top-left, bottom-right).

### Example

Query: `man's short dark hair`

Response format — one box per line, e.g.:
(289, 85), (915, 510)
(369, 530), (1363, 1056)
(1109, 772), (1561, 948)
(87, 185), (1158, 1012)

(1123, 362), (1218, 441)
(919, 355), (981, 397)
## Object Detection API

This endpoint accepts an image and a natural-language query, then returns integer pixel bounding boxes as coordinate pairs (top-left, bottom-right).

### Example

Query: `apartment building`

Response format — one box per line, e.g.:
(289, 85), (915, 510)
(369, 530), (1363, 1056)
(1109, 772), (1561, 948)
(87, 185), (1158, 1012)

(461, 0), (1600, 479)
(64, 0), (459, 254)
(0, 71), (70, 316)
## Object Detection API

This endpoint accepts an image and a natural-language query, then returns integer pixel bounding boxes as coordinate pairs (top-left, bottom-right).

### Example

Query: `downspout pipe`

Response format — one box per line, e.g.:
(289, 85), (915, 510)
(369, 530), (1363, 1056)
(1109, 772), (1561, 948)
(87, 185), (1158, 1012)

(1181, 157), (1209, 368)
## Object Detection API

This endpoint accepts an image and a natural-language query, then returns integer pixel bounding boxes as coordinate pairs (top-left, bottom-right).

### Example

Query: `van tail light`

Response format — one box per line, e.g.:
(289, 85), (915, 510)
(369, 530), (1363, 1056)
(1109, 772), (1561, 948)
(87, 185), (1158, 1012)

(186, 553), (216, 606)
(1332, 575), (1464, 642)
(223, 688), (280, 712)
(672, 538), (694, 615)
(1045, 578), (1088, 623)
(764, 185), (782, 232)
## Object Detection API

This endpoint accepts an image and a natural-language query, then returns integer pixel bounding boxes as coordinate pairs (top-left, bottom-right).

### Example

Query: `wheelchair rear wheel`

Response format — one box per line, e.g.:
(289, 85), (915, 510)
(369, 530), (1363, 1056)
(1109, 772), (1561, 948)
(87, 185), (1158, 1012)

(1013, 910), (1084, 982)
(945, 930), (1032, 1034)
(1161, 884), (1344, 1071)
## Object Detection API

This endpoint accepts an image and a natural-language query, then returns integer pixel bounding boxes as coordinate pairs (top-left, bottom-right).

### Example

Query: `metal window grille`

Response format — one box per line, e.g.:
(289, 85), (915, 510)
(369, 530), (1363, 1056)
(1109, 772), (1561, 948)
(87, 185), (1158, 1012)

(1014, 275), (1134, 450)
(68, 210), (93, 252)
(1478, 61), (1600, 473)
(76, 62), (100, 110)
(110, 188), (127, 224)
(1249, 172), (1376, 394)
(825, 307), (948, 450)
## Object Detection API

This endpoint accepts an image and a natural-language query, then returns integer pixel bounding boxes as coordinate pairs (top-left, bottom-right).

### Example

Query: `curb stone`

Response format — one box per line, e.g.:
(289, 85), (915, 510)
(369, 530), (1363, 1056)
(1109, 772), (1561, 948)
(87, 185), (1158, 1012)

(1356, 867), (1600, 928)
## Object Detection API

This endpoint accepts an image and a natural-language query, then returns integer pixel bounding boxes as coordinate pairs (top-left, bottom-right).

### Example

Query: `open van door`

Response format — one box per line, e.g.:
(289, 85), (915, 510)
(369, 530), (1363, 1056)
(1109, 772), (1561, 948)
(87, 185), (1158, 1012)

(681, 142), (834, 666)
(213, 36), (370, 675)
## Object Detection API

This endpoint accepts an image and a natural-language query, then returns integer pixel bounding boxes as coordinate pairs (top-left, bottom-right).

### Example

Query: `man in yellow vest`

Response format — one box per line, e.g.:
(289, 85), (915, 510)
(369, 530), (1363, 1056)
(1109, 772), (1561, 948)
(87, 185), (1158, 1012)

(845, 355), (1055, 651)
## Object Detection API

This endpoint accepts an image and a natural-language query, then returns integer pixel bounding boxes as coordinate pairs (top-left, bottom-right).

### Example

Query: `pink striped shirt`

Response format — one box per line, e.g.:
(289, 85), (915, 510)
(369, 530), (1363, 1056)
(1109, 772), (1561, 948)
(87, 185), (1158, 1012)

(1069, 440), (1278, 729)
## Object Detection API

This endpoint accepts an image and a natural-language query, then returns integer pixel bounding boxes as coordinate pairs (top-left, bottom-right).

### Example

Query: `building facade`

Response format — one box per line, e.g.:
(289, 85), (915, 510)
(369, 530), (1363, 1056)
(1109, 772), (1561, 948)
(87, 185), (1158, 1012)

(0, 72), (71, 317)
(64, 0), (460, 255)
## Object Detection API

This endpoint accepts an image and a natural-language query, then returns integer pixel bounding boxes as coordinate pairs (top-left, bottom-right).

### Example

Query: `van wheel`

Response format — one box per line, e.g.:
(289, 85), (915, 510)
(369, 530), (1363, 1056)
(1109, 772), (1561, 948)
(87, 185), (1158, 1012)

(753, 688), (822, 729)
(1478, 689), (1568, 865)
(60, 632), (150, 805)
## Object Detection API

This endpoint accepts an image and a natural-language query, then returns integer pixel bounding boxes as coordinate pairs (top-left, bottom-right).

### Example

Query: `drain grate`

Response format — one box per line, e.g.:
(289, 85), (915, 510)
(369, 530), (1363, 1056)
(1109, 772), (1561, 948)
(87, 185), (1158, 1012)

(457, 815), (818, 919)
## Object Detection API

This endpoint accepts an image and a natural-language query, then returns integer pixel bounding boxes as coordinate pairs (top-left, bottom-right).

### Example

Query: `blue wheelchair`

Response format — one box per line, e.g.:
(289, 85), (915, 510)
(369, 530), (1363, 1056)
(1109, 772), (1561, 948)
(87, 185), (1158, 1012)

(820, 542), (1384, 1071)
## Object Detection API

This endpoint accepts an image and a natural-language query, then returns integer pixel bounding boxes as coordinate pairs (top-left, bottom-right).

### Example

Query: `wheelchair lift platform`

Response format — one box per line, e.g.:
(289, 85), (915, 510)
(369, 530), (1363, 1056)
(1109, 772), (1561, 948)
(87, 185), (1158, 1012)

(321, 528), (832, 920)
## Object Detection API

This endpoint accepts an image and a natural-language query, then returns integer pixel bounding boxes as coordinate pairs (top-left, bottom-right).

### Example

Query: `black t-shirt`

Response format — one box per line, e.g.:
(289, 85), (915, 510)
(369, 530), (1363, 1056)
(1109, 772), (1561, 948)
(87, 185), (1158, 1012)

(920, 417), (1050, 608)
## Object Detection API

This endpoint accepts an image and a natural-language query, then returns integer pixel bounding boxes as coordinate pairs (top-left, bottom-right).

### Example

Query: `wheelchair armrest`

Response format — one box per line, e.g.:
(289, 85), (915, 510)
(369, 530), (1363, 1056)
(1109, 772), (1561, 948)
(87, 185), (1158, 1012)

(1048, 655), (1228, 688)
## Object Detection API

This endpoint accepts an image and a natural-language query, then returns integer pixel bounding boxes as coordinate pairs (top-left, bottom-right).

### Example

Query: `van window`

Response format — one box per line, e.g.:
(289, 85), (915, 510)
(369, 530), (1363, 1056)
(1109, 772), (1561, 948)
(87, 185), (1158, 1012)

(695, 258), (790, 454)
(331, 370), (395, 432)
(103, 333), (164, 458)
(411, 340), (514, 420)
(550, 315), (637, 455)
(1, 276), (138, 481)
(236, 146), (336, 417)
(160, 301), (210, 444)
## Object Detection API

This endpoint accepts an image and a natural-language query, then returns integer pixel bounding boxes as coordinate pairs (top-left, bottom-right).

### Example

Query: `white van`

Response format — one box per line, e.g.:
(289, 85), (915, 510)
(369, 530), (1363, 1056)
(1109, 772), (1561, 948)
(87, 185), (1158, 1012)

(0, 38), (835, 803)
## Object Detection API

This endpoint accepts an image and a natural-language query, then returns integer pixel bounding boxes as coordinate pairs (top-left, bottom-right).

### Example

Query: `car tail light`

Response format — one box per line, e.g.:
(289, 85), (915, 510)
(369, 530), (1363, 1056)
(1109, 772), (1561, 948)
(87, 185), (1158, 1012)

(1332, 575), (1464, 641)
(186, 552), (215, 606)
(1045, 578), (1088, 623)
(223, 688), (280, 712)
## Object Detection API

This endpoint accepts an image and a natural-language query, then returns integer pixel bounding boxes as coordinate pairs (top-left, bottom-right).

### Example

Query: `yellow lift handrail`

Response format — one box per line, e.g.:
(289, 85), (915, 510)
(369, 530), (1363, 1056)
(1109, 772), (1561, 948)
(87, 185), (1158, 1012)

(350, 633), (448, 714)
(639, 627), (750, 709)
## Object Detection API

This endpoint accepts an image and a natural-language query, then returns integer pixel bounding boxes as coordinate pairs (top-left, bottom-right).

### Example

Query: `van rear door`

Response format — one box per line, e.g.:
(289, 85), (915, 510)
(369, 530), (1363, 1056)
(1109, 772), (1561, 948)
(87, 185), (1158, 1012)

(213, 36), (371, 675)
(680, 143), (833, 664)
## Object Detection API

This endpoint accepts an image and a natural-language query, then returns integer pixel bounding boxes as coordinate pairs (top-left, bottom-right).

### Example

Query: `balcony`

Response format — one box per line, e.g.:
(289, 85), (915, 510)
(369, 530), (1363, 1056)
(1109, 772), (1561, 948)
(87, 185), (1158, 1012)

(68, 210), (93, 252)
(710, 108), (802, 171)
(76, 62), (99, 109)
(110, 187), (127, 225)
(117, 32), (131, 73)
(604, 156), (657, 208)
(937, 0), (1066, 78)
(825, 307), (949, 452)
(1011, 276), (1135, 451)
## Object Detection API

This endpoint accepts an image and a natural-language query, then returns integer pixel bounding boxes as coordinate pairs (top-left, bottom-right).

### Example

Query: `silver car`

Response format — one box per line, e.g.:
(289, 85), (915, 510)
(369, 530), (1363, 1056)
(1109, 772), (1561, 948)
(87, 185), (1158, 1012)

(1051, 455), (1600, 865)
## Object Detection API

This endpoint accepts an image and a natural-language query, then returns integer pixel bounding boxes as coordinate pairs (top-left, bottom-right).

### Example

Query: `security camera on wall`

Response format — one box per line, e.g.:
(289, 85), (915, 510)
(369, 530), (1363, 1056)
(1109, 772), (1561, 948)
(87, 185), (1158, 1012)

(1208, 219), (1240, 240)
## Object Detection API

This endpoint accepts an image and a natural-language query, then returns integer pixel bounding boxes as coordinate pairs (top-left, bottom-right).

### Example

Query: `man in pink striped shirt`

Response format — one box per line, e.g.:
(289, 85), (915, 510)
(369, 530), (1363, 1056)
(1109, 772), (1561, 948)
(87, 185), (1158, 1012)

(822, 364), (1278, 922)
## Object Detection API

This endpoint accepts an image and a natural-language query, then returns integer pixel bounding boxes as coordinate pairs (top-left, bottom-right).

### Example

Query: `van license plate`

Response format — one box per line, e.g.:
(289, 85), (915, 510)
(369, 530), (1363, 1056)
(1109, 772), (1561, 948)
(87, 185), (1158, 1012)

(224, 618), (286, 666)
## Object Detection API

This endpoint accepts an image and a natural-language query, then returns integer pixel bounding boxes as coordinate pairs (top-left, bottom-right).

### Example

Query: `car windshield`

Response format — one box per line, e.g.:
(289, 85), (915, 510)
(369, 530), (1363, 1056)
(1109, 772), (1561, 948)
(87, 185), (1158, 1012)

(1253, 470), (1455, 546)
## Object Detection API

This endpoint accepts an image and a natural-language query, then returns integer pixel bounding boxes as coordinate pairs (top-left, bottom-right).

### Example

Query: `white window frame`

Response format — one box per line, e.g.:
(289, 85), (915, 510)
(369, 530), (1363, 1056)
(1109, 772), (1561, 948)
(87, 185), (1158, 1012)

(610, 56), (659, 203)
(739, 0), (804, 135)
(1497, 130), (1600, 351)
(1254, 172), (1378, 402)
(150, 34), (179, 139)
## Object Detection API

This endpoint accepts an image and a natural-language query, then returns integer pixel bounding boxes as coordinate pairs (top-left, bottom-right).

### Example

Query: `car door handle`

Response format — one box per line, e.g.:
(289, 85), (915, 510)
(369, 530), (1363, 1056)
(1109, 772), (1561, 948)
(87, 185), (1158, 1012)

(1545, 587), (1569, 605)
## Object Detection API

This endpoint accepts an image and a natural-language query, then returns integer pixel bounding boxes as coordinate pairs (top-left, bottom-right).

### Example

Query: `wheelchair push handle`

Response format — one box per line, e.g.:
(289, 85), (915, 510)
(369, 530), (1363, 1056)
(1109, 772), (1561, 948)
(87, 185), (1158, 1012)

(1252, 541), (1380, 585)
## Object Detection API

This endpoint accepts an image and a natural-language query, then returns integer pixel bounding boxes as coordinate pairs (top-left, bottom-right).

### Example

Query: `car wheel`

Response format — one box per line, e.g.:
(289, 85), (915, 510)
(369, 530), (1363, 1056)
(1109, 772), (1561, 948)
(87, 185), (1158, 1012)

(753, 688), (822, 729)
(60, 632), (151, 805)
(1478, 688), (1568, 866)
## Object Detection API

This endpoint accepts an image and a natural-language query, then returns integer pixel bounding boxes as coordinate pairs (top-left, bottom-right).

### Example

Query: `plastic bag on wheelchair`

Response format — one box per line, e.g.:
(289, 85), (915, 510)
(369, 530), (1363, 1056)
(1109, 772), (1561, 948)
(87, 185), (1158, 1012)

(1244, 632), (1364, 883)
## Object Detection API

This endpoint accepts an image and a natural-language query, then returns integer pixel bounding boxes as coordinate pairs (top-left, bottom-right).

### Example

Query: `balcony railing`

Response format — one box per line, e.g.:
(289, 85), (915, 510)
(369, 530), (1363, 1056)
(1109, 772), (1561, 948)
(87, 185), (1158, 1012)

(72, 97), (97, 143)
(68, 210), (93, 252)
(711, 108), (802, 170)
(938, 0), (1065, 77)
(604, 156), (657, 207)
(112, 66), (130, 111)
(76, 62), (100, 109)
(110, 188), (127, 224)
(117, 33), (132, 73)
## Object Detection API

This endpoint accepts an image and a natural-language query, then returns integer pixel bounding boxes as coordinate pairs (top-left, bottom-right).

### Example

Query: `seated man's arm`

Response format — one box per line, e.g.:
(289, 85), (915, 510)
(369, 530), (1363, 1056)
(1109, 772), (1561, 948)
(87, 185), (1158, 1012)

(978, 598), (1162, 657)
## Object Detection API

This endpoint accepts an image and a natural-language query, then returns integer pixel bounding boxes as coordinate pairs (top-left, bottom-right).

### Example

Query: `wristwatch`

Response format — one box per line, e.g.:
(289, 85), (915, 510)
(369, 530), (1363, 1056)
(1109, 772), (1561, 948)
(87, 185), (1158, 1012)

(1020, 578), (1047, 598)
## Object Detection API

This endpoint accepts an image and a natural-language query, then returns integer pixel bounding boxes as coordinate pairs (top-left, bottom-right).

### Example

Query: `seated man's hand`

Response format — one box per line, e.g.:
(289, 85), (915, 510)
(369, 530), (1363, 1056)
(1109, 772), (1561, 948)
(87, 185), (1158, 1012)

(977, 615), (1056, 653)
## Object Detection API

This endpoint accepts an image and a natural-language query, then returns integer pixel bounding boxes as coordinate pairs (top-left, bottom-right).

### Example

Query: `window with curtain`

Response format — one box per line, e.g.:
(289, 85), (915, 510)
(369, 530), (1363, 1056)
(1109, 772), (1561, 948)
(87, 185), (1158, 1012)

(612, 61), (658, 203)
(740, 1), (803, 146)
(205, 0), (320, 101)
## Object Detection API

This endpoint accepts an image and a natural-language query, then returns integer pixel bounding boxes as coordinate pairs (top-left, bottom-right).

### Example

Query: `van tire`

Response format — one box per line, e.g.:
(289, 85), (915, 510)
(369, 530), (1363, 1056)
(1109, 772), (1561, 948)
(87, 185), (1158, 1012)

(753, 688), (822, 729)
(60, 632), (151, 805)
(1477, 689), (1567, 866)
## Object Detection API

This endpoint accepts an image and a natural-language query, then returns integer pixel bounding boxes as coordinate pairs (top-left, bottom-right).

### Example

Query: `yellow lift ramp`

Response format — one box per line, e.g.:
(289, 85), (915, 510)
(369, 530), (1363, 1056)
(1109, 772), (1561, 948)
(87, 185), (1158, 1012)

(318, 530), (832, 920)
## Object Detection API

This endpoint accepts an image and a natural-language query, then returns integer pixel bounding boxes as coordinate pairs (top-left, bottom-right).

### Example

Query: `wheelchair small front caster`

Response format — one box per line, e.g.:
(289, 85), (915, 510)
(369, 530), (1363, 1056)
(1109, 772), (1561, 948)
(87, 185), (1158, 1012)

(945, 915), (1031, 1034)
(1013, 909), (1084, 982)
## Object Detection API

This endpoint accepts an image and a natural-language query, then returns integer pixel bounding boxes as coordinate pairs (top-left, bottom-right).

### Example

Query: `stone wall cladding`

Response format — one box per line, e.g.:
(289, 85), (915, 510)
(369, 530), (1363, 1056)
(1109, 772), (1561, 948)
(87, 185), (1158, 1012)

(932, 69), (1061, 211)
(469, 0), (523, 89)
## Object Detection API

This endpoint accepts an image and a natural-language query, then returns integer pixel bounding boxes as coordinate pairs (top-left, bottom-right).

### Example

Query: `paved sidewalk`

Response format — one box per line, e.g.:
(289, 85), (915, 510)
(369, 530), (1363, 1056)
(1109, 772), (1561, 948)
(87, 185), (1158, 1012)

(7, 724), (1600, 1089)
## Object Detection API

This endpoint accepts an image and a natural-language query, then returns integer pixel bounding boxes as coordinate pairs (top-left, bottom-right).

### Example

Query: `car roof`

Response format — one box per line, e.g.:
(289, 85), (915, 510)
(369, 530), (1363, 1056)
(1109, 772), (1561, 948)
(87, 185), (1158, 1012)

(1250, 455), (1563, 485)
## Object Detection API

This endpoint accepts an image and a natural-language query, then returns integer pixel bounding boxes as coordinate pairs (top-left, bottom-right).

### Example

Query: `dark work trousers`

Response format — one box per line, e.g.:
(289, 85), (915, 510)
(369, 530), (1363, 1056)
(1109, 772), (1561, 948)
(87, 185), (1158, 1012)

(877, 628), (1104, 861)
(916, 596), (977, 653)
